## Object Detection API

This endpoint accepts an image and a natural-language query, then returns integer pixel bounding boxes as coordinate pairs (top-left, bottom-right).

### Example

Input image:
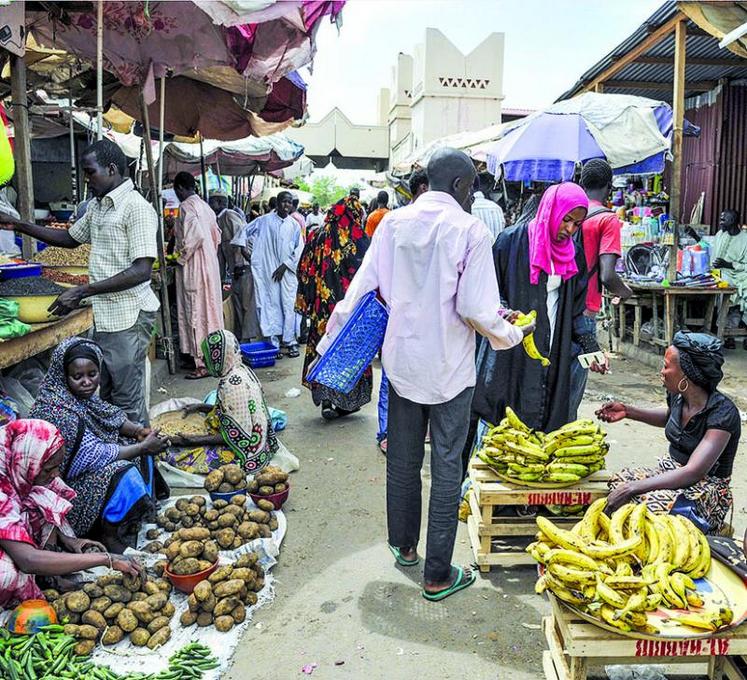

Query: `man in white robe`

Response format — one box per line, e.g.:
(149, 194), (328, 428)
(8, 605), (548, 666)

(233, 190), (303, 357)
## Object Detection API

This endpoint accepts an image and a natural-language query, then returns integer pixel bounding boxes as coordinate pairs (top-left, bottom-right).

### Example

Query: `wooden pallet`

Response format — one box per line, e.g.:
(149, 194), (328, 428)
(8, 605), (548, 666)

(543, 595), (747, 680)
(467, 459), (610, 571)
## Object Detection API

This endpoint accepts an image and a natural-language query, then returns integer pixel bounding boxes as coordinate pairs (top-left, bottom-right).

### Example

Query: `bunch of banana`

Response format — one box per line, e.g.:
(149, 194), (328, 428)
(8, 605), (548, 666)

(527, 500), (731, 636)
(514, 310), (550, 367)
(476, 409), (608, 484)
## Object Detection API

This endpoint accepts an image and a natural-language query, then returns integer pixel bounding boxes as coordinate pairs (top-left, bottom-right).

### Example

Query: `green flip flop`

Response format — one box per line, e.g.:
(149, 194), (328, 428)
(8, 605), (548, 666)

(422, 565), (476, 602)
(388, 544), (419, 567)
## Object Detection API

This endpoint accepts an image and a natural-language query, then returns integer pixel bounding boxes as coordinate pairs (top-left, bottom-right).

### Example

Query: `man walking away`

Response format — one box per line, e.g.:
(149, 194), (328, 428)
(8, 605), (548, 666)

(173, 172), (224, 379)
(471, 175), (505, 243)
(290, 197), (306, 238)
(570, 159), (632, 417)
(365, 190), (390, 238)
(210, 192), (260, 342)
(0, 139), (158, 423)
(317, 148), (532, 601)
(236, 190), (303, 357)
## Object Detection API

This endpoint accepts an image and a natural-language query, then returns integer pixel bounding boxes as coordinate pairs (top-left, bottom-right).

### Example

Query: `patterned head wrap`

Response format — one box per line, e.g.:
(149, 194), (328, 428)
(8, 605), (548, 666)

(672, 331), (724, 392)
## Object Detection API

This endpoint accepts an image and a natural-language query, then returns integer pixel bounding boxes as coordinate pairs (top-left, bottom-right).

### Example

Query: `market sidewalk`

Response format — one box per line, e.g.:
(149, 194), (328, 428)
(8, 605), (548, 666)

(151, 353), (746, 680)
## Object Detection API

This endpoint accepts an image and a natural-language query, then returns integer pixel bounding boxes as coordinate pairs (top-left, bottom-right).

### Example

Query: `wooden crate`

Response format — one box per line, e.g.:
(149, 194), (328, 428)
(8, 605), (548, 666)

(467, 458), (611, 571)
(543, 595), (747, 680)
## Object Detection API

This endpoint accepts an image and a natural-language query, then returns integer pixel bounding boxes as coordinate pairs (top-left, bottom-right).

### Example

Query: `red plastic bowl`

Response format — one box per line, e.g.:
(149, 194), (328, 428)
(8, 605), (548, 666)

(164, 560), (218, 594)
(249, 483), (290, 510)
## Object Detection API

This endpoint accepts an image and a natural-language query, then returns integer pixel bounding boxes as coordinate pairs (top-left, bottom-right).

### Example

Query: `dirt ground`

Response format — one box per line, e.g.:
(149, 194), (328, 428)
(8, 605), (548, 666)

(151, 350), (747, 680)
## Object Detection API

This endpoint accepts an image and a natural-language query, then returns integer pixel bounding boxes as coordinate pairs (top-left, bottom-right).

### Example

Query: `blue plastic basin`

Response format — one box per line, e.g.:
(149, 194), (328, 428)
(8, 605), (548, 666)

(241, 341), (279, 368)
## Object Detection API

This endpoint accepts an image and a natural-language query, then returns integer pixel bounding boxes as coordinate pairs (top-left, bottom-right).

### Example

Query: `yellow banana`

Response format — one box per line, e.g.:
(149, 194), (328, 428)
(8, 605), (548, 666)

(643, 514), (660, 565)
(547, 462), (589, 476)
(688, 530), (711, 579)
(596, 512), (611, 542)
(504, 406), (530, 433)
(545, 573), (588, 605)
(595, 574), (627, 608)
(535, 575), (548, 595)
(544, 472), (582, 483)
(670, 612), (722, 632)
(614, 590), (648, 620)
(610, 505), (636, 544)
(557, 418), (596, 431)
(719, 607), (734, 626)
(575, 498), (607, 542)
(669, 571), (689, 602)
(554, 444), (602, 458)
(548, 563), (597, 586)
(652, 515), (674, 565)
(554, 454), (605, 465)
(655, 563), (687, 609)
(583, 533), (642, 560)
(507, 462), (545, 474)
(686, 590), (705, 608)
(599, 604), (632, 632)
(679, 517), (702, 574)
(546, 549), (599, 572)
(604, 575), (653, 590)
(666, 515), (691, 570)
(515, 311), (551, 367)
(644, 593), (663, 611)
(536, 516), (588, 552)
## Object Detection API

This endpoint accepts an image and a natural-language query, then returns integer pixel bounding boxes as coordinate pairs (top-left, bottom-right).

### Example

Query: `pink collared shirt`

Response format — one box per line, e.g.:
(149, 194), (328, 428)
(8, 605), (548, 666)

(316, 191), (523, 404)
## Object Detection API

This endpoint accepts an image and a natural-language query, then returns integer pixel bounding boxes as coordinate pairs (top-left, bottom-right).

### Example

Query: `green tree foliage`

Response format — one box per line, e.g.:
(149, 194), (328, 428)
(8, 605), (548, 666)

(296, 176), (350, 208)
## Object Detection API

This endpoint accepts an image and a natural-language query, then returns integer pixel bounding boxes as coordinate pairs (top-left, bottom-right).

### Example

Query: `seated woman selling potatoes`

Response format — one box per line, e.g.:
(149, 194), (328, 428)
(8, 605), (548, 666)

(0, 420), (141, 609)
(597, 331), (740, 533)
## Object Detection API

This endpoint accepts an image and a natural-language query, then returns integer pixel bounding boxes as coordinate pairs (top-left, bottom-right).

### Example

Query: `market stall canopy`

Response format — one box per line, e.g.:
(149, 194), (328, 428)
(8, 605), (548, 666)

(391, 122), (507, 175)
(26, 1), (344, 86)
(163, 135), (305, 178)
(24, 1), (343, 138)
(480, 93), (700, 182)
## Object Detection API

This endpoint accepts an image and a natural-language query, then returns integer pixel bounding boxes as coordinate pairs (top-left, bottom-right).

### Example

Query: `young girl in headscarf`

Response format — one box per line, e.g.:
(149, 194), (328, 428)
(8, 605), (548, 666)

(0, 420), (141, 608)
(29, 338), (169, 551)
(170, 330), (297, 474)
(470, 182), (599, 446)
(599, 331), (739, 532)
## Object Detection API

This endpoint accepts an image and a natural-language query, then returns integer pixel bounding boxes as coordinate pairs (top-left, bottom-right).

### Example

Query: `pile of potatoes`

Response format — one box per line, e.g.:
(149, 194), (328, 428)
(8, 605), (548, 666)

(247, 465), (289, 499)
(44, 573), (175, 653)
(146, 494), (278, 559)
(180, 552), (264, 632)
(204, 464), (247, 495)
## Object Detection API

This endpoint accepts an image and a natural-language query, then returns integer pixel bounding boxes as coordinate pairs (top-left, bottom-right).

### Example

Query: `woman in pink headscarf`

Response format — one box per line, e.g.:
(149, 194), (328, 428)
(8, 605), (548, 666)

(0, 420), (141, 608)
(470, 182), (603, 438)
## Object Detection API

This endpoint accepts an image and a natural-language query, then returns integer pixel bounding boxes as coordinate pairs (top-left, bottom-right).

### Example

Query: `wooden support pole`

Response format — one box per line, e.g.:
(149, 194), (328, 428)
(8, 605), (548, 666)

(96, 0), (104, 140)
(10, 55), (34, 261)
(668, 19), (687, 282)
(140, 91), (176, 374)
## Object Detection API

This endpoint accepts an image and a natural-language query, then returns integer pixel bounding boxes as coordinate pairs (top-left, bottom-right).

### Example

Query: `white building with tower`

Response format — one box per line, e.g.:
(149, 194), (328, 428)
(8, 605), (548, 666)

(286, 28), (506, 171)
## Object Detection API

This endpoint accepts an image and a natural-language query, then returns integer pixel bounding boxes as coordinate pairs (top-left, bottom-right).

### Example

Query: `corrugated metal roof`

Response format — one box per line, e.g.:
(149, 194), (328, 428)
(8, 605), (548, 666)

(557, 1), (747, 102)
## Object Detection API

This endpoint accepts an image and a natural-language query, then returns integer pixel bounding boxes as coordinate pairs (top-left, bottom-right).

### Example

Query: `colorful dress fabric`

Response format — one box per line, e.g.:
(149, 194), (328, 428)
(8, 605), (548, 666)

(296, 196), (372, 411)
(0, 419), (76, 608)
(202, 330), (279, 472)
(29, 338), (153, 538)
(609, 454), (732, 532)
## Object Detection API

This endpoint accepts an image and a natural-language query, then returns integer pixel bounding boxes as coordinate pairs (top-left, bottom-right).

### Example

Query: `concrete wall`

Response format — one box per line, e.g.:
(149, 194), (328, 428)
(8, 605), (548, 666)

(285, 108), (388, 169)
(409, 28), (504, 150)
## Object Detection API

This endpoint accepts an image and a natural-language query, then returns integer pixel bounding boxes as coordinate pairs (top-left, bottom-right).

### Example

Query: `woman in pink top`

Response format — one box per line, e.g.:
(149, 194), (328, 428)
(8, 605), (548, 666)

(173, 172), (225, 379)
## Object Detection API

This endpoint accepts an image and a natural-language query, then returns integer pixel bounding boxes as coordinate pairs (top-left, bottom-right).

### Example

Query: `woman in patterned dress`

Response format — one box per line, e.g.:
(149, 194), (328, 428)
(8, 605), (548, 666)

(170, 330), (279, 474)
(296, 195), (372, 420)
(599, 332), (739, 533)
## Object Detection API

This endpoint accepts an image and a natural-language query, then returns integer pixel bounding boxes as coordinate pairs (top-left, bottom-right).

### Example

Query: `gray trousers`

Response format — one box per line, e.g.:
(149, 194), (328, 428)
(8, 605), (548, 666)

(387, 385), (473, 582)
(232, 268), (260, 342)
(94, 310), (157, 425)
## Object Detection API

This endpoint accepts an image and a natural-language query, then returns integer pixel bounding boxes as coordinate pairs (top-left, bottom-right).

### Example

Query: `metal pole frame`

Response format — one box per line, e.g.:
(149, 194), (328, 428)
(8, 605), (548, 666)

(140, 90), (176, 374)
(96, 0), (103, 141)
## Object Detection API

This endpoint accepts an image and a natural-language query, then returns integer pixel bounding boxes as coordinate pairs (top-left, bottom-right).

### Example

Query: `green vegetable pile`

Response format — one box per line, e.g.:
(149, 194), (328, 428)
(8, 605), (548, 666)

(0, 627), (219, 680)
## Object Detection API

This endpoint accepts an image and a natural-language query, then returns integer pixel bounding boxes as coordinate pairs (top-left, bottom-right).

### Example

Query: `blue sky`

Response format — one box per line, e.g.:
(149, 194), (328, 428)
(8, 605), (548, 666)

(302, 0), (662, 123)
